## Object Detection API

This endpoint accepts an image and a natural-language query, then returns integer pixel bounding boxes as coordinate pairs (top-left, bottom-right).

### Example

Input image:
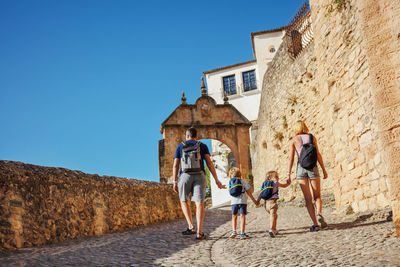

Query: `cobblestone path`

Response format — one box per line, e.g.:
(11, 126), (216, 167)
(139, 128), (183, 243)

(1, 199), (399, 267)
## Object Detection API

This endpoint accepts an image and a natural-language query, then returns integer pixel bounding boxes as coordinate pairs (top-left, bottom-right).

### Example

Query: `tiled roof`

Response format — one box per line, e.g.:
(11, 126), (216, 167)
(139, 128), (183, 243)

(203, 60), (257, 75)
(203, 26), (286, 75)
(251, 26), (286, 58)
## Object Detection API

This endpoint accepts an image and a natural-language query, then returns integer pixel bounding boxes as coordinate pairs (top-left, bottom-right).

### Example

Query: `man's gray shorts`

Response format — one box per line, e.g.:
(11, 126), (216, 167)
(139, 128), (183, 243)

(296, 163), (320, 179)
(178, 172), (206, 203)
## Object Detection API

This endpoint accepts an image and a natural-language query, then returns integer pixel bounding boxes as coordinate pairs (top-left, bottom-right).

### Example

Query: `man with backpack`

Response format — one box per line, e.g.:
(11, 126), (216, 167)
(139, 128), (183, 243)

(172, 127), (225, 240)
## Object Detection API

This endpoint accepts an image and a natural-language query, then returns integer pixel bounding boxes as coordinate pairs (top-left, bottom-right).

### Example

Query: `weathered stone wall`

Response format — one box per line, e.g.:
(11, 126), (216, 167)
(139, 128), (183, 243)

(252, 39), (332, 201)
(310, 0), (400, 235)
(253, 0), (398, 219)
(0, 160), (183, 250)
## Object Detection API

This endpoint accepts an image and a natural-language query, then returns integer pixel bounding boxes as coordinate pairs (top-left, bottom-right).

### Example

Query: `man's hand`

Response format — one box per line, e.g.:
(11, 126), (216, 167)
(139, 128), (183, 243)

(173, 182), (178, 193)
(323, 170), (328, 179)
(215, 179), (226, 189)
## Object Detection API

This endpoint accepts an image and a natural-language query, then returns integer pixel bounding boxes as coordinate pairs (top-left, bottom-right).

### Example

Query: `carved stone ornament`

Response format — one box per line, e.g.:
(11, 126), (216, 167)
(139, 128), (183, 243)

(201, 103), (211, 117)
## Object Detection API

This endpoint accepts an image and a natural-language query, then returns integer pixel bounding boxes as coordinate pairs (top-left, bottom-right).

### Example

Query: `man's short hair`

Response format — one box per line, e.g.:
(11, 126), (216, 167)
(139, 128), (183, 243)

(186, 127), (197, 138)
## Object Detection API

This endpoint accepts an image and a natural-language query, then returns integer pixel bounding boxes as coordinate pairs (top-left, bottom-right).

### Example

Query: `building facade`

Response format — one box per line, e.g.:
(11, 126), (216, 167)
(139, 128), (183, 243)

(203, 27), (285, 206)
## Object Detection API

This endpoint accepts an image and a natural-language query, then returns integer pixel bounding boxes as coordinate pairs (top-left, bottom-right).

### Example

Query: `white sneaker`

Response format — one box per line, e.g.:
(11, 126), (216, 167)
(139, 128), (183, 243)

(229, 231), (237, 239)
(269, 229), (278, 238)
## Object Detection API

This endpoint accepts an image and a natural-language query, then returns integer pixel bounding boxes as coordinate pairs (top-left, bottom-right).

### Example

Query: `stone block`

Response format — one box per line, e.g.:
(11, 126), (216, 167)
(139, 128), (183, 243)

(359, 131), (373, 149)
(370, 179), (380, 196)
(379, 178), (388, 192)
(348, 161), (355, 171)
(341, 191), (354, 204)
(371, 170), (380, 180)
(358, 199), (369, 212)
(350, 167), (363, 179)
(373, 152), (381, 166)
(376, 104), (400, 131)
(368, 197), (379, 210)
(351, 201), (359, 213)
(354, 188), (364, 201)
(391, 200), (400, 236)
(363, 184), (373, 198)
(377, 192), (390, 209)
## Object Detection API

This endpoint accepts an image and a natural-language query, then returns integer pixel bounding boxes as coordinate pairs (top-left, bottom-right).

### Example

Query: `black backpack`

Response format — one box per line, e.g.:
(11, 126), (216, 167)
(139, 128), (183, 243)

(298, 134), (317, 170)
(181, 141), (202, 173)
(229, 178), (243, 197)
(260, 180), (275, 200)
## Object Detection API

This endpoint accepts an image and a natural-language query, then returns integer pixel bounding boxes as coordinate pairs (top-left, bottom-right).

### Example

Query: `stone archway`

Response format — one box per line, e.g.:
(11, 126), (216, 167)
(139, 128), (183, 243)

(159, 79), (252, 184)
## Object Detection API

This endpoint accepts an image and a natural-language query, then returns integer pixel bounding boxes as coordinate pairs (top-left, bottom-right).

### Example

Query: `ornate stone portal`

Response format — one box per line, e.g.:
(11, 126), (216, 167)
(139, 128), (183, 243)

(159, 78), (252, 183)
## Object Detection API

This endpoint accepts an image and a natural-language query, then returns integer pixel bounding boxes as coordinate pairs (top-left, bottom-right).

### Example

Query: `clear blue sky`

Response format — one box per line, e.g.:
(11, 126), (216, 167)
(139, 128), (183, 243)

(0, 0), (300, 181)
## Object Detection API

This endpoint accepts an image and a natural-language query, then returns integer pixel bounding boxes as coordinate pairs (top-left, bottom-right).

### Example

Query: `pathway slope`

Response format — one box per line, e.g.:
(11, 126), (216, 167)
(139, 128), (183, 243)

(1, 198), (399, 266)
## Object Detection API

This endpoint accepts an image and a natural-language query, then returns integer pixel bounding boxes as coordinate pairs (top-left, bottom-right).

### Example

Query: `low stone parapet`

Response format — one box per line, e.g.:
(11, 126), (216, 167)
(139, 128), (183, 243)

(0, 160), (183, 250)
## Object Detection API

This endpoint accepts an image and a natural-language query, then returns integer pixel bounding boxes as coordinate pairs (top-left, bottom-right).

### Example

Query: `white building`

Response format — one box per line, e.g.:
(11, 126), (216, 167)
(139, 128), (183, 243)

(203, 27), (285, 207)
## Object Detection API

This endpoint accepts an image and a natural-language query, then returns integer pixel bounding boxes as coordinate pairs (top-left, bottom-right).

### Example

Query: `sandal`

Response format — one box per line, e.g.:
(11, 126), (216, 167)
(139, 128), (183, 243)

(195, 233), (207, 240)
(182, 228), (196, 235)
(310, 225), (320, 232)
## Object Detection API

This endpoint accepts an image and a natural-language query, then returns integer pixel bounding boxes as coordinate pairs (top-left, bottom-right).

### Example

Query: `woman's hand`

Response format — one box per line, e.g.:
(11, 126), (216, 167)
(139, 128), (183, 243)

(173, 181), (178, 193)
(323, 170), (328, 179)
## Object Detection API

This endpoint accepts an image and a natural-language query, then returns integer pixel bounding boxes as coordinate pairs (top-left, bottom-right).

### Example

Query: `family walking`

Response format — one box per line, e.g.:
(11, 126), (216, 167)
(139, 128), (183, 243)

(172, 121), (328, 239)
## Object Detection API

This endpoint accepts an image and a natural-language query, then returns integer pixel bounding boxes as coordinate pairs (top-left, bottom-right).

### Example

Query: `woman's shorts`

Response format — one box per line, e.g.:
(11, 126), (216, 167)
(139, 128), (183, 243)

(296, 163), (320, 179)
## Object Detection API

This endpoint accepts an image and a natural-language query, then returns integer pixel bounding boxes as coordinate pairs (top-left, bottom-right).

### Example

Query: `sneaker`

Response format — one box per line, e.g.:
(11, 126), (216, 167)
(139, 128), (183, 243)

(317, 214), (328, 228)
(229, 231), (237, 239)
(310, 225), (320, 232)
(268, 229), (278, 238)
(182, 228), (196, 235)
(240, 233), (249, 239)
(268, 230), (275, 238)
(195, 233), (207, 240)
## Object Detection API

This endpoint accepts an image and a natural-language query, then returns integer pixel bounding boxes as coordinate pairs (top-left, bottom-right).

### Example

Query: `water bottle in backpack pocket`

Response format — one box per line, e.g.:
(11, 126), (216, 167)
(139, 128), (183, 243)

(260, 180), (275, 200)
(181, 141), (202, 173)
(229, 178), (243, 197)
(298, 134), (318, 170)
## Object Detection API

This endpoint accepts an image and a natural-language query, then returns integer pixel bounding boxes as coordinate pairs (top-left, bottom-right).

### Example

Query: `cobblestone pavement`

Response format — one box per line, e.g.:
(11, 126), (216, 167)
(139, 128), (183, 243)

(1, 198), (399, 267)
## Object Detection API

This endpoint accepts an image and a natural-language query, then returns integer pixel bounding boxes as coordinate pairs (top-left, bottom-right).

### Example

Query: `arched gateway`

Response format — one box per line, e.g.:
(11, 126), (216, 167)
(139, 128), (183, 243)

(159, 78), (252, 183)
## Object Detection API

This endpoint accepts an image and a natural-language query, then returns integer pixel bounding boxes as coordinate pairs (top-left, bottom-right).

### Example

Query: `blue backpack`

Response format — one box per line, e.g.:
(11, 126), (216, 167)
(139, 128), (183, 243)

(260, 180), (275, 200)
(229, 178), (243, 197)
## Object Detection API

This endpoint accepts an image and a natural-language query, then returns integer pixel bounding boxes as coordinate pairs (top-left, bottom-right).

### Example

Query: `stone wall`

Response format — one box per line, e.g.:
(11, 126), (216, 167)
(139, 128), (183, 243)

(0, 160), (183, 250)
(310, 0), (400, 235)
(253, 0), (395, 217)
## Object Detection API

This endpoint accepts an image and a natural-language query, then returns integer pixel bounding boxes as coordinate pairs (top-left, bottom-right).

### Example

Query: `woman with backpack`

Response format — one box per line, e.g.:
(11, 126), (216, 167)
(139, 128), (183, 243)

(287, 120), (328, 232)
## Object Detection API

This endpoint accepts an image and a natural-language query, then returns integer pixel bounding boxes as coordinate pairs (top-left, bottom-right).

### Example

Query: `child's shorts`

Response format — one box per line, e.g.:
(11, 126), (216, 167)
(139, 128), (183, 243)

(265, 199), (278, 215)
(232, 204), (247, 215)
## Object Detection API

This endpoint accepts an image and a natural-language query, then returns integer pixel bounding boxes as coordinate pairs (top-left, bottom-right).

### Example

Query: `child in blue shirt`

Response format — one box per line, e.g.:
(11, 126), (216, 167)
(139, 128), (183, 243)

(228, 167), (258, 239)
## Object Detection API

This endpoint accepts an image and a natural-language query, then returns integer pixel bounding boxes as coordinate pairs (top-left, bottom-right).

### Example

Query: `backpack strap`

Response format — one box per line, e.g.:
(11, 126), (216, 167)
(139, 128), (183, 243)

(308, 134), (314, 145)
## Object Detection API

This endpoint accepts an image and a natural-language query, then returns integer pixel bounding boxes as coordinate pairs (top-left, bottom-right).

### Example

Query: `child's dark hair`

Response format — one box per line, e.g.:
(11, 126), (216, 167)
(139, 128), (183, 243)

(266, 171), (277, 181)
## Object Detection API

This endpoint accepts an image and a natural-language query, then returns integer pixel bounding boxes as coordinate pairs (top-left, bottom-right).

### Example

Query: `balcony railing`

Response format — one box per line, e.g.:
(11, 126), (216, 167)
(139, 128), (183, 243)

(284, 0), (314, 59)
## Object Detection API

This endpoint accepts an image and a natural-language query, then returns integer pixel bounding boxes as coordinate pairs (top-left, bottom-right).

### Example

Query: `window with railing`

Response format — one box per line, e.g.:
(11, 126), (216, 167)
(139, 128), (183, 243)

(223, 75), (236, 95)
(242, 70), (257, 92)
